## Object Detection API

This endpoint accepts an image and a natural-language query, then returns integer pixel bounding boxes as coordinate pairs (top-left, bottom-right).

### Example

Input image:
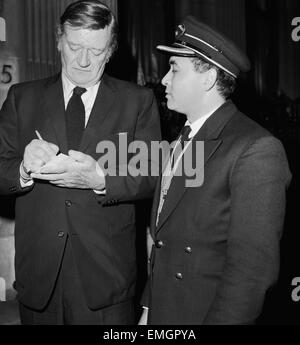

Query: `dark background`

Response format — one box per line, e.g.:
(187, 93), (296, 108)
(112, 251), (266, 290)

(0, 0), (299, 324)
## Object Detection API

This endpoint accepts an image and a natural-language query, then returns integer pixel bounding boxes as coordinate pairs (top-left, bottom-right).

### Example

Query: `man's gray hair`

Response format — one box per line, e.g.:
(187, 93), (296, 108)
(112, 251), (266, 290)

(57, 0), (118, 56)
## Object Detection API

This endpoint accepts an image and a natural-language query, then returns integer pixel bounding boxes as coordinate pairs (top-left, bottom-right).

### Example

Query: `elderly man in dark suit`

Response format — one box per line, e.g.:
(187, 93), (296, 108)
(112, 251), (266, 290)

(0, 0), (160, 324)
(139, 16), (291, 325)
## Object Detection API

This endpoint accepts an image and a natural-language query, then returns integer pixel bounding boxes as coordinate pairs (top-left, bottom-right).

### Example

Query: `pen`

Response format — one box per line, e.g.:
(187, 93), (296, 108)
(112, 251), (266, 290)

(35, 130), (43, 140)
(35, 130), (61, 155)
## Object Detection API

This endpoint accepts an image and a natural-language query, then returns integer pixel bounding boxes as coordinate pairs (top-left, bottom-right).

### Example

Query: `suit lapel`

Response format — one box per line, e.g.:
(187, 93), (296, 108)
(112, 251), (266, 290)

(155, 100), (237, 234)
(39, 73), (116, 155)
(79, 74), (116, 153)
(41, 74), (68, 154)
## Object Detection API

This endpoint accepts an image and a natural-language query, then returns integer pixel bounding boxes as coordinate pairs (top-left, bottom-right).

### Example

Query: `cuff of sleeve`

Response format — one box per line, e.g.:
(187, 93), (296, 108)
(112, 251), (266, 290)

(20, 161), (34, 188)
(93, 162), (106, 194)
(20, 178), (34, 188)
(93, 189), (106, 195)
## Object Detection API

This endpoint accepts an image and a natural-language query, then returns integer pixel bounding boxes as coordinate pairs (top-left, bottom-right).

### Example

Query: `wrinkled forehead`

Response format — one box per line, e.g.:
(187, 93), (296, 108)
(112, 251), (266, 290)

(63, 24), (112, 50)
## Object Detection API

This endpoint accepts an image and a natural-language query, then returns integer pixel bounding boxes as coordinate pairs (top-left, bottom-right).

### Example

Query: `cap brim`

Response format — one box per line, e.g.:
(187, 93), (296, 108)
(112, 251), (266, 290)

(157, 42), (237, 78)
(156, 44), (197, 57)
(158, 43), (237, 78)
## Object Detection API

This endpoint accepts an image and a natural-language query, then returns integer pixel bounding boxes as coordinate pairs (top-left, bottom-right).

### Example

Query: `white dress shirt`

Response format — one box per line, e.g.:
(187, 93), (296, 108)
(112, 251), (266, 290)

(61, 73), (100, 126)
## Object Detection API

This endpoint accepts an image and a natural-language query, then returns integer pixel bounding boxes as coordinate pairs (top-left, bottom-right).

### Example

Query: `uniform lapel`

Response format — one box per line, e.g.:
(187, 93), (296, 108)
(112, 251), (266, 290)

(155, 100), (237, 234)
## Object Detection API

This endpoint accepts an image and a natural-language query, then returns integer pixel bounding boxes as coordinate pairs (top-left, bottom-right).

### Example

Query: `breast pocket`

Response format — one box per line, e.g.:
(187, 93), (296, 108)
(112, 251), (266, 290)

(95, 132), (134, 172)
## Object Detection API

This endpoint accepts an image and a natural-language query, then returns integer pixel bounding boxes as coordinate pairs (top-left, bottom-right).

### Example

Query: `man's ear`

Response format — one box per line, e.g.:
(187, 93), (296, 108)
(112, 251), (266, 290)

(203, 68), (217, 91)
(56, 25), (63, 51)
(57, 38), (62, 52)
(105, 48), (113, 63)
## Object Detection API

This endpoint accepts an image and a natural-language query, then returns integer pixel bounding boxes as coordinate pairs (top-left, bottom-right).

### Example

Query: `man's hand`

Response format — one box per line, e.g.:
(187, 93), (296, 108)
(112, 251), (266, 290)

(23, 139), (59, 174)
(31, 150), (105, 190)
(138, 308), (148, 325)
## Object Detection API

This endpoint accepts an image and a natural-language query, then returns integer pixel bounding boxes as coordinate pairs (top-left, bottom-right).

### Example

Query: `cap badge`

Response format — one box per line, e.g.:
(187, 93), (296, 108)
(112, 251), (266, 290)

(175, 24), (186, 38)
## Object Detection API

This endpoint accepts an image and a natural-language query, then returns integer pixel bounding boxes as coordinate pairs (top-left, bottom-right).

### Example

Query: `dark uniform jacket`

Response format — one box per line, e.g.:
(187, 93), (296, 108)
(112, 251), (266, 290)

(143, 100), (291, 325)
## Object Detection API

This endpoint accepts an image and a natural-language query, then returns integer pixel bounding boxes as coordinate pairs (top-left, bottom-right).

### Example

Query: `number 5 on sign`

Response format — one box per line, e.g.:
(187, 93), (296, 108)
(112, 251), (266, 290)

(1, 64), (12, 83)
(0, 56), (19, 107)
(0, 56), (18, 85)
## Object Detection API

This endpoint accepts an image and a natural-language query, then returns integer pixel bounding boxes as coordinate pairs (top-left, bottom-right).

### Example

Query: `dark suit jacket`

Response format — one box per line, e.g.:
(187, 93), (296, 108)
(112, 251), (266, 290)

(0, 73), (161, 310)
(142, 100), (291, 325)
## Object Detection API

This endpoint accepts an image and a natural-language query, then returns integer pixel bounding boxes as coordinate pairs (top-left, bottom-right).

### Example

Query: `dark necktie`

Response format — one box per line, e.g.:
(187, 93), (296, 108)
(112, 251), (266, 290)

(179, 125), (192, 148)
(65, 86), (87, 150)
(171, 125), (192, 169)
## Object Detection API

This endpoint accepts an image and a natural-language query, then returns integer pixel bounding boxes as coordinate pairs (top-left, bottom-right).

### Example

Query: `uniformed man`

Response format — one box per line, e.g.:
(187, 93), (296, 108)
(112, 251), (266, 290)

(139, 16), (291, 325)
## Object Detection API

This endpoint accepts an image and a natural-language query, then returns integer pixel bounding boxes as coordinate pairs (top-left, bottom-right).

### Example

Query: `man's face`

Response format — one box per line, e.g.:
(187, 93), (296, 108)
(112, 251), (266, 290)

(57, 24), (112, 87)
(162, 56), (206, 115)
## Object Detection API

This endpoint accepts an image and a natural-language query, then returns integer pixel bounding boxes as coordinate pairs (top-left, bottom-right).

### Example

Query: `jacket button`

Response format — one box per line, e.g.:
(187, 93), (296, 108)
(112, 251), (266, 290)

(57, 231), (65, 238)
(155, 240), (164, 248)
(65, 200), (72, 207)
(175, 272), (183, 280)
(185, 246), (192, 254)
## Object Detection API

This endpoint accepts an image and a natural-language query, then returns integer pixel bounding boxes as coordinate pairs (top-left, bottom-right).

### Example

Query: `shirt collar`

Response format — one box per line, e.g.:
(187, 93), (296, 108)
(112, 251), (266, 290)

(61, 73), (101, 100)
(186, 104), (224, 138)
